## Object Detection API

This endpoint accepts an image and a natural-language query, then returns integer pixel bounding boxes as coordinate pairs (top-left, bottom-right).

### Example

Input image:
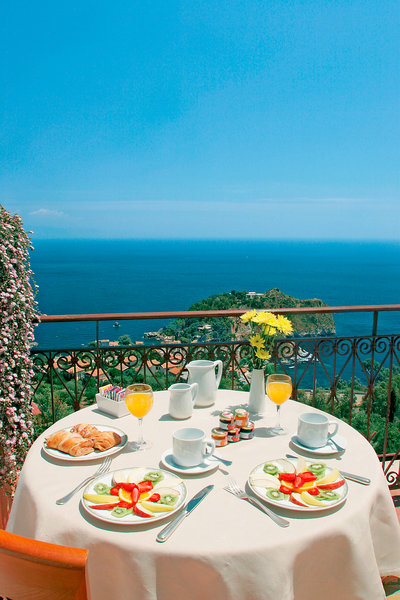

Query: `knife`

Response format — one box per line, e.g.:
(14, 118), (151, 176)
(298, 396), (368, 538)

(286, 454), (371, 485)
(156, 485), (214, 543)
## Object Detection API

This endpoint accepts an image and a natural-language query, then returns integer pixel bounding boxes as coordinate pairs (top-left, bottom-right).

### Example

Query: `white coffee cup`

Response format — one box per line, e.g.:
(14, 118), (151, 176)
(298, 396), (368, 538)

(172, 427), (215, 467)
(297, 413), (339, 449)
(168, 383), (198, 419)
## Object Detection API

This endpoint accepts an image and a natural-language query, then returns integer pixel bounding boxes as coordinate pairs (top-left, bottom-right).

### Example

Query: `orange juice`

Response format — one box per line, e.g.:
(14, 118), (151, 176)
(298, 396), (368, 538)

(266, 381), (292, 405)
(125, 392), (153, 418)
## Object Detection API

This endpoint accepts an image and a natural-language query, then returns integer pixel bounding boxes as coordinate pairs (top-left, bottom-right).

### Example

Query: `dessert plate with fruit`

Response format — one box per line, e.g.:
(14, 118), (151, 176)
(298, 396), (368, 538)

(81, 466), (187, 524)
(248, 456), (348, 512)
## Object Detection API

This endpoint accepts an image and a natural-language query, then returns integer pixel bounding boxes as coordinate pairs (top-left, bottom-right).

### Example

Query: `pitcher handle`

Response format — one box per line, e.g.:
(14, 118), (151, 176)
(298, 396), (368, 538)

(190, 383), (198, 404)
(214, 360), (223, 388)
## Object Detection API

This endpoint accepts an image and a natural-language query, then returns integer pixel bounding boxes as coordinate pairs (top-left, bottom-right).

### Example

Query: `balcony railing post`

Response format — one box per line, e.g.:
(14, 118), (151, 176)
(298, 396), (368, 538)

(372, 311), (379, 337)
(96, 320), (100, 391)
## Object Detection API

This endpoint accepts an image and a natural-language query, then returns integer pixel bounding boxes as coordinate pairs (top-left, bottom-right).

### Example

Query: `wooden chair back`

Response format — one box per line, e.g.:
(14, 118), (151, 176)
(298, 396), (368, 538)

(0, 529), (89, 600)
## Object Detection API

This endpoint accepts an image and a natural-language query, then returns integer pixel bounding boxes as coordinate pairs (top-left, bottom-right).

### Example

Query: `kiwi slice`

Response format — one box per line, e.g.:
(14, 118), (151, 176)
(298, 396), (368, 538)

(145, 470), (164, 484)
(318, 490), (340, 501)
(155, 487), (180, 506)
(266, 489), (286, 501)
(308, 463), (326, 477)
(111, 506), (133, 518)
(263, 463), (279, 476)
(93, 483), (111, 495)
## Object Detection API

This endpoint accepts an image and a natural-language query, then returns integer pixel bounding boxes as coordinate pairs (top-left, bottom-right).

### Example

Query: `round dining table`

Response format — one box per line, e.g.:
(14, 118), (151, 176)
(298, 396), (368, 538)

(7, 390), (400, 600)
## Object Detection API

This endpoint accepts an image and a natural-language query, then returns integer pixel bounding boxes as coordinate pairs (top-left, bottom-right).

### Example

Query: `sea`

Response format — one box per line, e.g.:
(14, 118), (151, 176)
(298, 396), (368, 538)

(31, 239), (400, 349)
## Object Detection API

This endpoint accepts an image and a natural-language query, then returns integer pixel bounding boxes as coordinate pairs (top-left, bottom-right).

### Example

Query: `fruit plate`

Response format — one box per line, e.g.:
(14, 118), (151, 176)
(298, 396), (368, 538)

(43, 424), (128, 462)
(248, 457), (348, 513)
(81, 466), (187, 525)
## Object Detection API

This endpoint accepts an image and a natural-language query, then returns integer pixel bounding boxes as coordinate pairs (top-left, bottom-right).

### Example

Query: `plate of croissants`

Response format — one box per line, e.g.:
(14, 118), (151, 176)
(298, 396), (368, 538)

(43, 423), (128, 461)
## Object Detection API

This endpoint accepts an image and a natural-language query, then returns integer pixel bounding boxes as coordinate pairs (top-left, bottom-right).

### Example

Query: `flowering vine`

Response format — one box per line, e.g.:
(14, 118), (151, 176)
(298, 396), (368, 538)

(0, 205), (38, 491)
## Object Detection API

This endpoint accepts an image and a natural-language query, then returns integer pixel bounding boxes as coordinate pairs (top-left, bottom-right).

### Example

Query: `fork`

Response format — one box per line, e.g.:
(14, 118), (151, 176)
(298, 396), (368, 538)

(224, 477), (290, 528)
(56, 455), (112, 505)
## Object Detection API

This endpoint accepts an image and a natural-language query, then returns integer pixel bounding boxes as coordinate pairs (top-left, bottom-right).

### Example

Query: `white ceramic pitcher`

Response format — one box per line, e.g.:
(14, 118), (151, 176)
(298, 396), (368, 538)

(186, 359), (223, 407)
(168, 383), (198, 419)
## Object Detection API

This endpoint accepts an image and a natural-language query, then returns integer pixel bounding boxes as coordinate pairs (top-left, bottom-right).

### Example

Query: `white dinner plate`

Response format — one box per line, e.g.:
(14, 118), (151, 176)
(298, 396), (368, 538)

(248, 457), (348, 513)
(160, 449), (220, 475)
(43, 424), (128, 462)
(290, 433), (347, 455)
(81, 466), (187, 525)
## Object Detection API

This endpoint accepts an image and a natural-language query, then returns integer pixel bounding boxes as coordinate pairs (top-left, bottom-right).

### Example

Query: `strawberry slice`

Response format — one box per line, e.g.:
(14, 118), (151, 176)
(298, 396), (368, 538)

(299, 472), (317, 483)
(278, 472), (296, 482)
(306, 487), (320, 496)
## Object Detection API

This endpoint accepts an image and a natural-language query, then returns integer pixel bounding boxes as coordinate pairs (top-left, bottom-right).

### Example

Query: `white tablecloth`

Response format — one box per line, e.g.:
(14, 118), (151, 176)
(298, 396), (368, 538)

(7, 390), (400, 600)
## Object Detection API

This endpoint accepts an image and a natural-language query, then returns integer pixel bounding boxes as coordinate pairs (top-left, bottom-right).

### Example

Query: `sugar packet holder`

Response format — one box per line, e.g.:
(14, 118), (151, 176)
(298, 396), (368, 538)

(96, 385), (130, 417)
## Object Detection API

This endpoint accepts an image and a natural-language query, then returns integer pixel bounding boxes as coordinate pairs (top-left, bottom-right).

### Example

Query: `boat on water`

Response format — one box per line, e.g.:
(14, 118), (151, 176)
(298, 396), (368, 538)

(113, 321), (120, 327)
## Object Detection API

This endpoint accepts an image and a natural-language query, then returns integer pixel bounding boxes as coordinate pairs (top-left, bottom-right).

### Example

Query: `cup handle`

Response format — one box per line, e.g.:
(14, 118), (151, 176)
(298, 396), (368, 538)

(203, 439), (216, 458)
(214, 360), (223, 388)
(328, 422), (339, 438)
(190, 383), (198, 404)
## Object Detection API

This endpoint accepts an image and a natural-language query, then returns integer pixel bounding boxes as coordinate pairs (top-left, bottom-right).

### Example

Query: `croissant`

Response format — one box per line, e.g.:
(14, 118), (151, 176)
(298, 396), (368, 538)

(45, 430), (94, 456)
(70, 424), (122, 451)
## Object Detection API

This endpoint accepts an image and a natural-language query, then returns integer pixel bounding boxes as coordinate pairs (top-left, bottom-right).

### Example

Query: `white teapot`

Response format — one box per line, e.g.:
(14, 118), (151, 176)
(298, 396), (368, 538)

(186, 359), (223, 407)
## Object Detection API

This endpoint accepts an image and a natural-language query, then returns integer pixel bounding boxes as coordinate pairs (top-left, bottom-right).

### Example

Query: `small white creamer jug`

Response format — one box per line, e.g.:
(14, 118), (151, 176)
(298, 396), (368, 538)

(186, 359), (223, 407)
(168, 383), (198, 419)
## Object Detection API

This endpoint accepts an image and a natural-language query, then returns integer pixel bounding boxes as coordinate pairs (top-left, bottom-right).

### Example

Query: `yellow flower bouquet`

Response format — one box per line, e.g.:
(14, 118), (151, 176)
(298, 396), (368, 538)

(240, 310), (294, 373)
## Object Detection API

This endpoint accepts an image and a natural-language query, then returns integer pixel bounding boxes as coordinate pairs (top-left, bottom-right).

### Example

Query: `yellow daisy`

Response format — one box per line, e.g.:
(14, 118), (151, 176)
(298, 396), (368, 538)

(240, 309), (257, 323)
(255, 348), (271, 360)
(253, 311), (277, 326)
(276, 315), (293, 335)
(264, 326), (277, 337)
(249, 334), (265, 349)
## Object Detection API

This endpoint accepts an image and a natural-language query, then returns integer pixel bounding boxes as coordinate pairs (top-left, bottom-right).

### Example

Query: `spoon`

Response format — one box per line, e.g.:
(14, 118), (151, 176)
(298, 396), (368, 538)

(328, 435), (345, 452)
(211, 454), (232, 466)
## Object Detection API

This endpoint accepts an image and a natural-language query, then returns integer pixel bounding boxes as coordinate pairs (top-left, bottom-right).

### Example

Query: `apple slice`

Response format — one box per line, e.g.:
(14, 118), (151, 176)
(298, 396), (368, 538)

(133, 502), (155, 518)
(290, 492), (308, 507)
(140, 500), (176, 512)
(315, 469), (340, 486)
(317, 479), (345, 490)
(154, 477), (182, 489)
(296, 456), (307, 474)
(249, 473), (280, 489)
(300, 492), (328, 507)
(275, 459), (296, 474)
(127, 468), (146, 484)
(83, 493), (117, 504)
(112, 469), (129, 485)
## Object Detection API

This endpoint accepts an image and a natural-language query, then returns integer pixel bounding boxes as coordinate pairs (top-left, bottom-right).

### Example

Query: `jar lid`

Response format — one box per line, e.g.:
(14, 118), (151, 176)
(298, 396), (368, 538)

(234, 408), (249, 418)
(220, 411), (234, 419)
(211, 427), (228, 439)
(240, 421), (255, 432)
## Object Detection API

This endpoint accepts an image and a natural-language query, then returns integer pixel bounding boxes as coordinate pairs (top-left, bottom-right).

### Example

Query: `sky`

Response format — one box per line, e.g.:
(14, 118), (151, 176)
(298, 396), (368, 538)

(1, 1), (399, 240)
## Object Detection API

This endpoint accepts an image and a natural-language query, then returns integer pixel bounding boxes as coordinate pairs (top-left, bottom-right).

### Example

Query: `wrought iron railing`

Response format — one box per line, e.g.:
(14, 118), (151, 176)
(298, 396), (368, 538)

(31, 305), (400, 488)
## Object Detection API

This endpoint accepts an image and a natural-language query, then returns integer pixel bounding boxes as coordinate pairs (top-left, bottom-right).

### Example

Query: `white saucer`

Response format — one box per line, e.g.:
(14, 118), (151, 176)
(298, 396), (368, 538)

(160, 449), (220, 475)
(290, 433), (347, 455)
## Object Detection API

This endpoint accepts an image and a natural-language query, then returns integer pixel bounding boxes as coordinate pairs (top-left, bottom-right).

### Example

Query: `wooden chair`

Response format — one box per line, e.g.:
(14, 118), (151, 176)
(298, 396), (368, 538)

(0, 529), (89, 600)
(383, 576), (400, 598)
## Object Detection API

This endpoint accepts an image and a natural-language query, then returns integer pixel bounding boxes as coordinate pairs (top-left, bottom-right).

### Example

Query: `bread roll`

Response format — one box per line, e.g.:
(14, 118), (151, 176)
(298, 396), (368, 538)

(45, 430), (94, 456)
(71, 423), (122, 451)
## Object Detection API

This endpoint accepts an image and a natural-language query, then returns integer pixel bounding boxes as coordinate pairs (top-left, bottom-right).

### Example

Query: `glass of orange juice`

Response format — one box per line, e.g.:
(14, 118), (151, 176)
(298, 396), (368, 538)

(125, 384), (154, 450)
(266, 374), (292, 434)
